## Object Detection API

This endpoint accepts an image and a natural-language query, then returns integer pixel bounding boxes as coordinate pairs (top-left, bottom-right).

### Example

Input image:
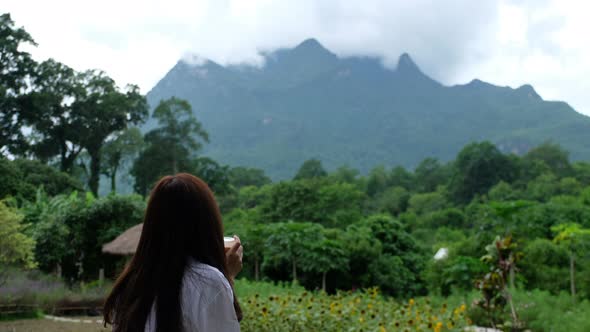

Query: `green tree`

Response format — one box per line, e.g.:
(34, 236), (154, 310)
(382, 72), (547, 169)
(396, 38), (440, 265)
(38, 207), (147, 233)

(342, 223), (383, 287)
(131, 97), (208, 195)
(374, 186), (410, 216)
(520, 238), (569, 294)
(260, 180), (320, 223)
(487, 181), (520, 201)
(572, 161), (590, 186)
(0, 13), (37, 155)
(449, 141), (516, 204)
(101, 127), (144, 193)
(0, 200), (36, 276)
(20, 59), (82, 171)
(293, 158), (327, 180)
(360, 214), (426, 296)
(366, 166), (389, 197)
(62, 194), (145, 281)
(301, 236), (349, 291)
(414, 158), (449, 193)
(264, 222), (323, 283)
(228, 166), (271, 189)
(0, 157), (82, 201)
(328, 165), (359, 184)
(74, 71), (148, 196)
(525, 142), (572, 178)
(408, 191), (448, 215)
(21, 190), (78, 274)
(552, 223), (590, 299)
(389, 166), (414, 190)
(190, 157), (231, 195)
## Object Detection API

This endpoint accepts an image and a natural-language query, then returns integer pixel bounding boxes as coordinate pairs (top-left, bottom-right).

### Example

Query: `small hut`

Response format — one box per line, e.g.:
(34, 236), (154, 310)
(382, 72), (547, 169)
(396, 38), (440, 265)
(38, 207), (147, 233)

(102, 223), (143, 256)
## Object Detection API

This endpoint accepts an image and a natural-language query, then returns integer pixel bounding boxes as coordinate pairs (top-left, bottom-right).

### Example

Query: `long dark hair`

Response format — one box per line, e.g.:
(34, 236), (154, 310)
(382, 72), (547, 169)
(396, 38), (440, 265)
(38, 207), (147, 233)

(103, 173), (242, 331)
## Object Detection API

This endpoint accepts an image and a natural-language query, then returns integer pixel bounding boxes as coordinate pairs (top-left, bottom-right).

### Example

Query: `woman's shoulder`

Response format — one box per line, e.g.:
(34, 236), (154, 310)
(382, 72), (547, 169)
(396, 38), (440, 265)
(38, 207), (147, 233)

(184, 259), (232, 297)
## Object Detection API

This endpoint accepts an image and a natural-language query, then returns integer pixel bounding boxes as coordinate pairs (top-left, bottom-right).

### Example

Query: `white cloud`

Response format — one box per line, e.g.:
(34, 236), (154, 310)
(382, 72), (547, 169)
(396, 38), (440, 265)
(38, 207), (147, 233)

(4, 0), (590, 115)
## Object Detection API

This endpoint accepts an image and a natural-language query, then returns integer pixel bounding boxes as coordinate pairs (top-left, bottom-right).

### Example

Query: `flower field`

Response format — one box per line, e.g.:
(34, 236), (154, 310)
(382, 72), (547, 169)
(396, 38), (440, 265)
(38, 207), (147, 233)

(238, 286), (470, 332)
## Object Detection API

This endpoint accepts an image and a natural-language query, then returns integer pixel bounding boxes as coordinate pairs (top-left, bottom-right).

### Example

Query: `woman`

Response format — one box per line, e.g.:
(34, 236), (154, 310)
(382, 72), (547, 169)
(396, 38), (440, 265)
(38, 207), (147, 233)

(104, 173), (243, 331)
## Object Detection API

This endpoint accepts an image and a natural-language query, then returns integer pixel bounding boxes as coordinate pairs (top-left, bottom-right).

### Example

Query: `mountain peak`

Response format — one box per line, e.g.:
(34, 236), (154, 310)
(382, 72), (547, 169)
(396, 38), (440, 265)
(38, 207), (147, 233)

(290, 38), (335, 58)
(295, 38), (326, 50)
(397, 53), (420, 73)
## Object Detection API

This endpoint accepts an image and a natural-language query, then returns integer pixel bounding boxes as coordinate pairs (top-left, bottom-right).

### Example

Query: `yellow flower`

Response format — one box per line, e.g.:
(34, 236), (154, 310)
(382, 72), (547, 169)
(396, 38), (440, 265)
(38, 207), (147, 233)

(379, 326), (387, 332)
(409, 298), (415, 306)
(367, 303), (373, 309)
(460, 304), (467, 312)
(434, 322), (443, 332)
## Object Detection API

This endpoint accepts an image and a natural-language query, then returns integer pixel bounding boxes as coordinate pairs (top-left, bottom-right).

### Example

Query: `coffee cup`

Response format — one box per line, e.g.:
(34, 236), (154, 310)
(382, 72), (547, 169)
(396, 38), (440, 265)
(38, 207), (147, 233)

(224, 236), (236, 250)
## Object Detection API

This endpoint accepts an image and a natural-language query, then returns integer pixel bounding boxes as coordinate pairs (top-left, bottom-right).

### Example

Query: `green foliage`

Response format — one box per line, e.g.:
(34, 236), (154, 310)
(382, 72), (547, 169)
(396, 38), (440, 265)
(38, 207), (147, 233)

(475, 236), (523, 329)
(260, 180), (363, 227)
(21, 191), (79, 273)
(263, 222), (324, 282)
(229, 166), (271, 189)
(414, 158), (449, 193)
(417, 208), (467, 229)
(488, 181), (520, 201)
(293, 158), (327, 180)
(520, 239), (569, 293)
(408, 191), (448, 215)
(0, 158), (82, 202)
(525, 142), (573, 178)
(0, 13), (37, 154)
(360, 215), (426, 297)
(372, 186), (409, 216)
(0, 200), (36, 270)
(449, 141), (517, 204)
(131, 97), (209, 195)
(101, 127), (144, 193)
(513, 289), (590, 332)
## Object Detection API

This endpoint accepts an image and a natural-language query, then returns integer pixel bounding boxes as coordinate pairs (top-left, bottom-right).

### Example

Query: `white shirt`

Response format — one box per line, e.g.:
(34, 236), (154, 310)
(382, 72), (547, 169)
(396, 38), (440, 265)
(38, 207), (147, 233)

(144, 260), (240, 332)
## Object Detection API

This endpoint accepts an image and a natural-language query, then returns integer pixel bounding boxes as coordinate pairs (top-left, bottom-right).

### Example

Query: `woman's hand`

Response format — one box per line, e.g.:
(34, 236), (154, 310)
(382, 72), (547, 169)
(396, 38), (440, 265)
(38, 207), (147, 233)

(225, 235), (243, 279)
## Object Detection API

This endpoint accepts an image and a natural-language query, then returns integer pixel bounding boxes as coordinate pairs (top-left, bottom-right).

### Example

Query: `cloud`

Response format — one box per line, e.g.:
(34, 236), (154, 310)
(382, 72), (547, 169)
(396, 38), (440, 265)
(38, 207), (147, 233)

(3, 0), (590, 115)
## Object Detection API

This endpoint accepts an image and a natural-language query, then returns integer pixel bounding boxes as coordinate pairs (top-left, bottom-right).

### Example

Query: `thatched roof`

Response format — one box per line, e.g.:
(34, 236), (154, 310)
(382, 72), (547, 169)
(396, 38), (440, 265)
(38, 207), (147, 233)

(102, 223), (143, 255)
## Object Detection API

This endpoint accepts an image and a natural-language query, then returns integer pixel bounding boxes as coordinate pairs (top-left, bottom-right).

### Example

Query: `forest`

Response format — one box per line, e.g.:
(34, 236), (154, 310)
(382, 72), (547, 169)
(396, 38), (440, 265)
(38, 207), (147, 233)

(2, 12), (590, 332)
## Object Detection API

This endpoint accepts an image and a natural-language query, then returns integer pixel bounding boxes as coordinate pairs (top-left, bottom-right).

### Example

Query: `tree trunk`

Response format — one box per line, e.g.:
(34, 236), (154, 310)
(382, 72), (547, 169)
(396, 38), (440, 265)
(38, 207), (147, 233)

(255, 259), (260, 281)
(110, 165), (118, 193)
(570, 253), (576, 298)
(505, 287), (519, 328)
(322, 271), (327, 292)
(89, 151), (101, 196)
(292, 260), (297, 283)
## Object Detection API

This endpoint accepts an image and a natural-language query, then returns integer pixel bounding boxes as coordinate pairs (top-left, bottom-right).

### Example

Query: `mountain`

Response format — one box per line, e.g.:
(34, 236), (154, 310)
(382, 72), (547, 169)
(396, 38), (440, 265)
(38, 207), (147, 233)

(146, 38), (590, 180)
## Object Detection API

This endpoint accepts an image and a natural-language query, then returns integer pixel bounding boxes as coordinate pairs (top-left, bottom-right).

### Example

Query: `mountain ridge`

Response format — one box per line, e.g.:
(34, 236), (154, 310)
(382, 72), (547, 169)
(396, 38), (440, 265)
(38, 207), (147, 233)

(146, 38), (590, 179)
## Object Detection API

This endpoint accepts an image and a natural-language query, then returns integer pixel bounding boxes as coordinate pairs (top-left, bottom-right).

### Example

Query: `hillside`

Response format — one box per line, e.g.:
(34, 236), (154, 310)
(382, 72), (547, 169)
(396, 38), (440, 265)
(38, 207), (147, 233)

(146, 38), (590, 179)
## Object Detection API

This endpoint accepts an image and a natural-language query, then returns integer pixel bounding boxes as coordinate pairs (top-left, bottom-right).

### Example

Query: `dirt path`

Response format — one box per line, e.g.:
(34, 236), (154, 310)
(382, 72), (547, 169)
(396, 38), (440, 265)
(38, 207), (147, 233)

(0, 316), (109, 332)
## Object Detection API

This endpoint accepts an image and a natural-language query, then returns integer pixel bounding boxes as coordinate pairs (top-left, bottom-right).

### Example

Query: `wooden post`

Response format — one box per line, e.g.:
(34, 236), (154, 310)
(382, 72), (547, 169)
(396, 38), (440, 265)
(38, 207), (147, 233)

(99, 268), (105, 286)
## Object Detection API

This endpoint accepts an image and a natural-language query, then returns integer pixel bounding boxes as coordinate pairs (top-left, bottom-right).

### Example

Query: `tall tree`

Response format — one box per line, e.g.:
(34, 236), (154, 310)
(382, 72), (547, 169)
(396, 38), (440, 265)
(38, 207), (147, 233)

(0, 13), (37, 155)
(101, 127), (144, 193)
(20, 59), (83, 171)
(131, 97), (208, 195)
(73, 71), (148, 196)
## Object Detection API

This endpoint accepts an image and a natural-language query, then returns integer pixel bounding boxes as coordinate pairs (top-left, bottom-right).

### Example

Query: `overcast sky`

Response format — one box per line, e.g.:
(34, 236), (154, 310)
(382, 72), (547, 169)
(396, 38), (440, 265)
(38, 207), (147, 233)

(5, 0), (590, 116)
